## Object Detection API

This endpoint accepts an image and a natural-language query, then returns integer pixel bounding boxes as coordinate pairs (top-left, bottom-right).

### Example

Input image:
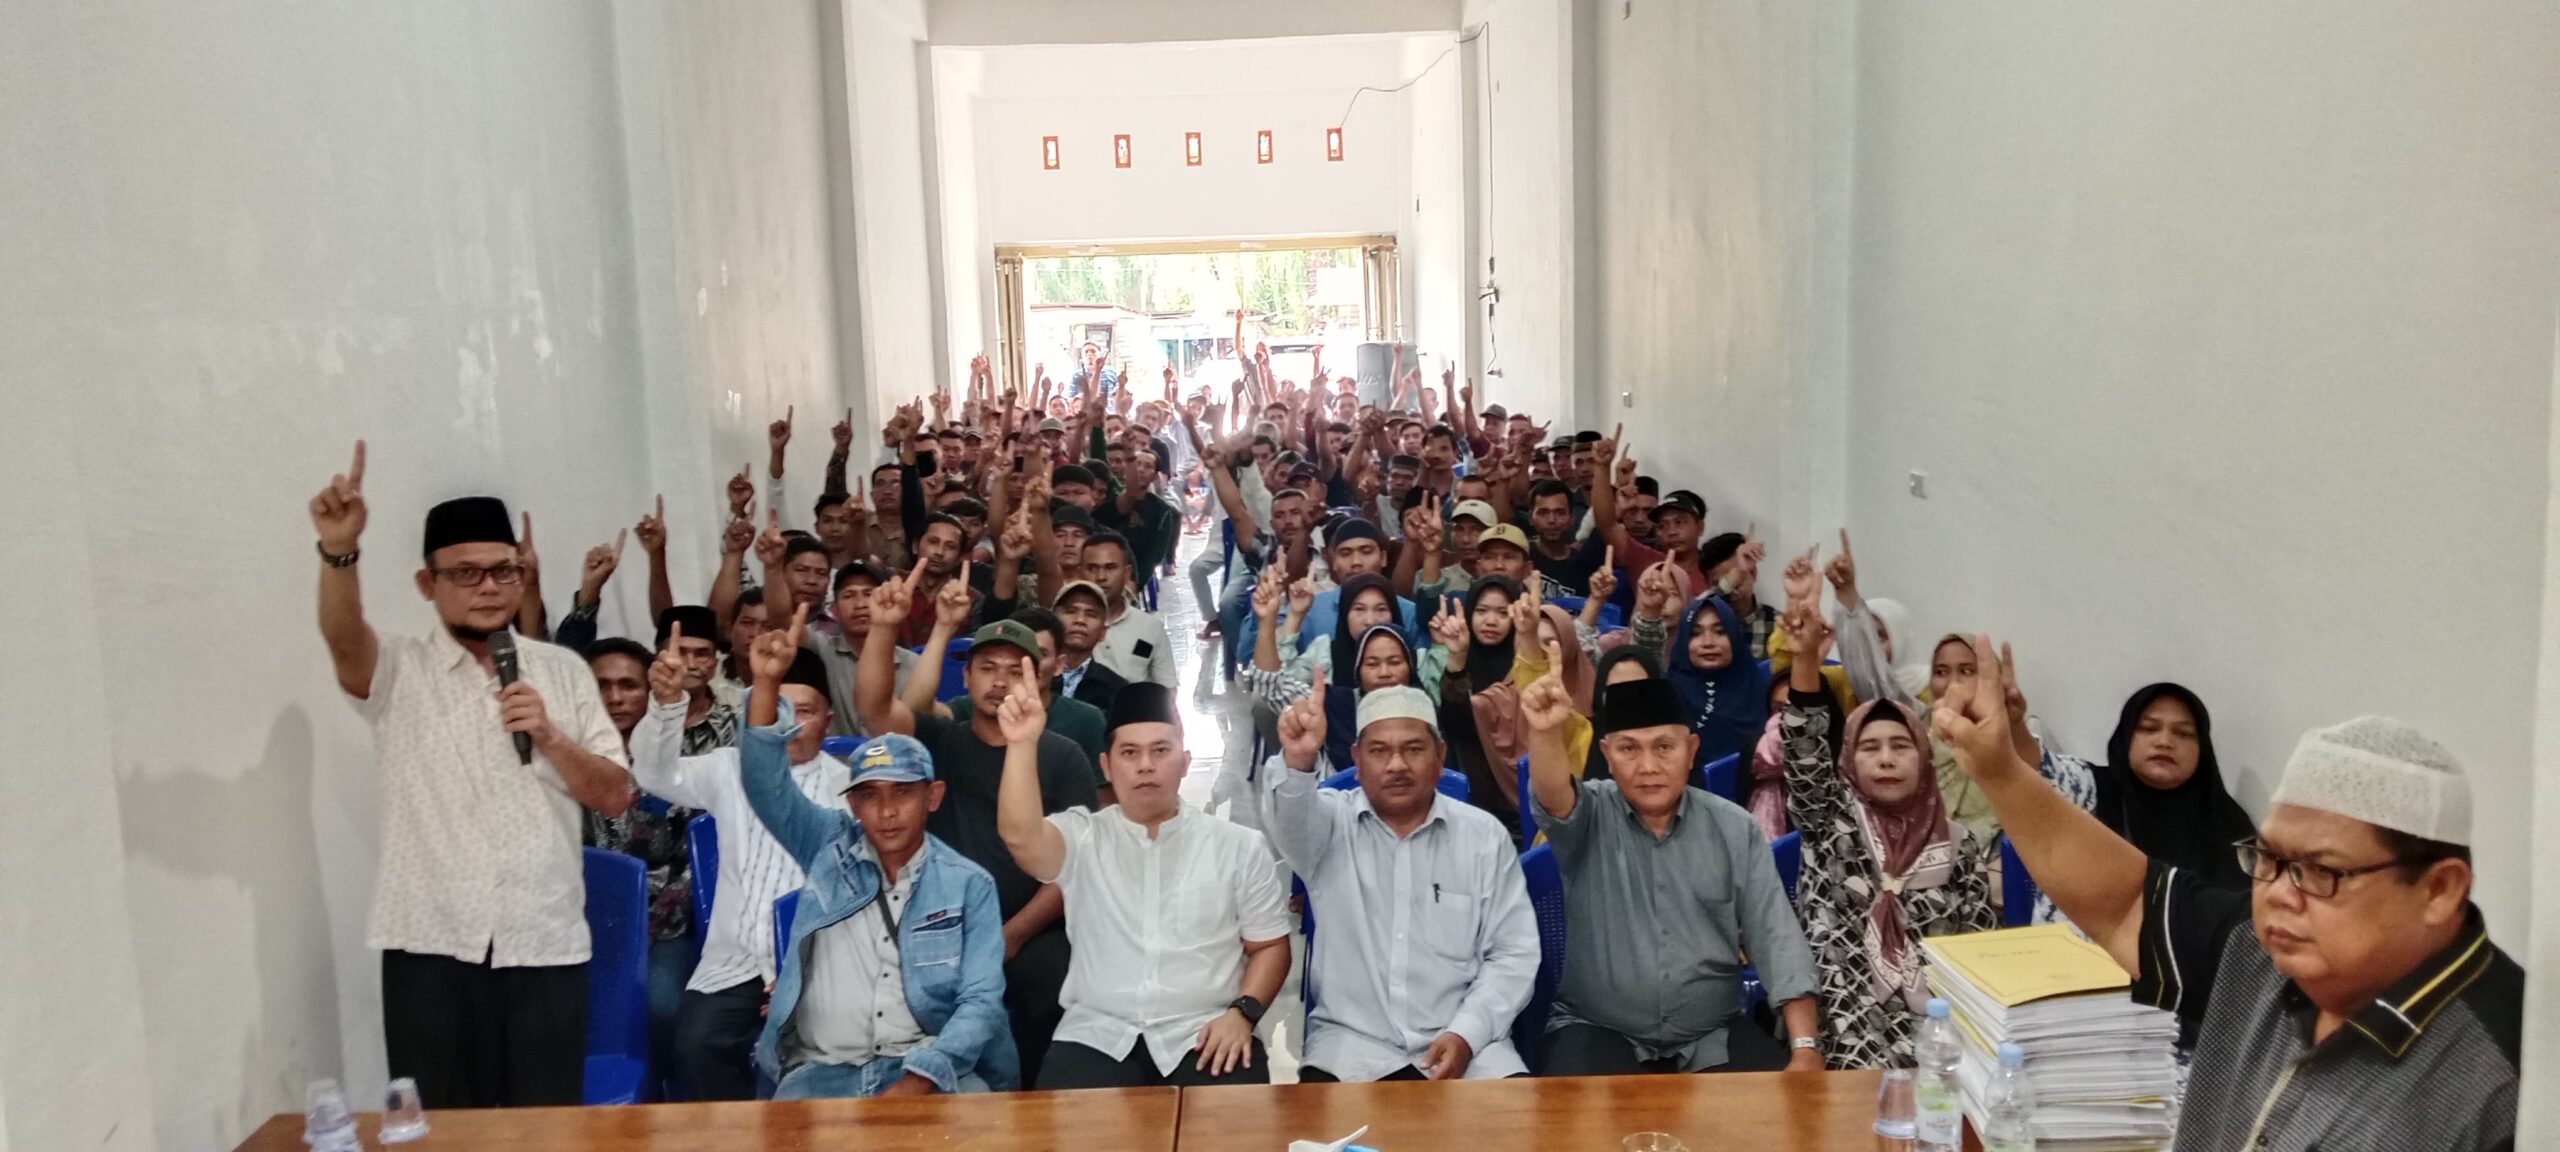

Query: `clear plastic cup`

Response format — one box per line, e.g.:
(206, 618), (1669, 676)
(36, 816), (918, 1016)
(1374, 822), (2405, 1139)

(380, 1076), (430, 1143)
(1874, 1067), (1918, 1140)
(1622, 1134), (1688, 1152)
(302, 1079), (355, 1150)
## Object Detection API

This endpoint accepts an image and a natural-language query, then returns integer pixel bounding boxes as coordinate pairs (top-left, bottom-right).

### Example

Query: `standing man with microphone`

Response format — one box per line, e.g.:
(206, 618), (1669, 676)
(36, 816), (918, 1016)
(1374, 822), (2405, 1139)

(310, 442), (634, 1109)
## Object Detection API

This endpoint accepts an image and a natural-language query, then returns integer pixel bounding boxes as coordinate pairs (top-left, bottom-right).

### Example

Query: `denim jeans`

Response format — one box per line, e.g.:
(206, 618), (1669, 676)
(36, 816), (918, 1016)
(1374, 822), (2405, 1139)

(772, 1056), (992, 1099)
(645, 937), (693, 1095)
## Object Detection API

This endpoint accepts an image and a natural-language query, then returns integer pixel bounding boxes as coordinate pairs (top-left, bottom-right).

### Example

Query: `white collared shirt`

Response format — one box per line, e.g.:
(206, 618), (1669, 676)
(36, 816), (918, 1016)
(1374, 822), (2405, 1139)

(352, 627), (627, 967)
(631, 698), (848, 992)
(1093, 602), (1176, 687)
(1264, 756), (1540, 1080)
(791, 839), (923, 1065)
(1046, 804), (1292, 1075)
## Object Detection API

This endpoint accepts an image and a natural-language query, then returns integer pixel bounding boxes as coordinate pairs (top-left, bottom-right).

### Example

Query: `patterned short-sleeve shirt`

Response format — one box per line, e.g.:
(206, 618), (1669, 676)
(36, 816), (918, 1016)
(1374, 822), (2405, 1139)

(354, 627), (627, 967)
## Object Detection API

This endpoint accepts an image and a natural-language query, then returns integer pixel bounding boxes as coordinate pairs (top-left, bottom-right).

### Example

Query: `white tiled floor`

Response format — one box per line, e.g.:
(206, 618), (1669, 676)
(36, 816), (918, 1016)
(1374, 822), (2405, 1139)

(1146, 524), (1303, 1081)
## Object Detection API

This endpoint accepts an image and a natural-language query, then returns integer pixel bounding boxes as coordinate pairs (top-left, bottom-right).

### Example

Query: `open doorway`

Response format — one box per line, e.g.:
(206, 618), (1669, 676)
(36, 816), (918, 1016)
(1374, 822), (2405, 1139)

(992, 235), (1398, 398)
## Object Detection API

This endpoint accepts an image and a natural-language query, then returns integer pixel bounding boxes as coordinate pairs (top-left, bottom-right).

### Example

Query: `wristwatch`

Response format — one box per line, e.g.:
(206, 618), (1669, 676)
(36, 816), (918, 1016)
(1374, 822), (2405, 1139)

(1228, 995), (1267, 1025)
(316, 542), (361, 568)
(1790, 1036), (1820, 1051)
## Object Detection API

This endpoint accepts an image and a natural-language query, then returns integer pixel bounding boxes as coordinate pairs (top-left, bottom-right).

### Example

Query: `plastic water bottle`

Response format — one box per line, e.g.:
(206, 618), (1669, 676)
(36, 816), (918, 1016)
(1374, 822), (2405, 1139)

(1913, 998), (1963, 1152)
(1982, 1042), (2038, 1152)
(301, 1077), (359, 1152)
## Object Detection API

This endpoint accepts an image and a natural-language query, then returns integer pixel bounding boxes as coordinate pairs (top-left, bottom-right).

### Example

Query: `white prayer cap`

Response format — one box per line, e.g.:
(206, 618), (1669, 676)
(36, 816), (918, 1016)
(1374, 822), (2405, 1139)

(1355, 685), (1439, 737)
(2268, 717), (2471, 845)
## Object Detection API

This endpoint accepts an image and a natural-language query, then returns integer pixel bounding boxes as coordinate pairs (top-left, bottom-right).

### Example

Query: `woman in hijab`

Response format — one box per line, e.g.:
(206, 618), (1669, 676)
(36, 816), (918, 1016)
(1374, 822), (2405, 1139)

(1666, 593), (1771, 771)
(1431, 576), (1594, 841)
(1776, 603), (1996, 1069)
(1247, 573), (1419, 767)
(2095, 683), (2255, 888)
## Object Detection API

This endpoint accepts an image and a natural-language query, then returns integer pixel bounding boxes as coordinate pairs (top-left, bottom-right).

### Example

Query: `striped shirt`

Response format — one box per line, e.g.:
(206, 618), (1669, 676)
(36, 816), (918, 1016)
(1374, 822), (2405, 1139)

(2132, 861), (2521, 1152)
(630, 697), (848, 994)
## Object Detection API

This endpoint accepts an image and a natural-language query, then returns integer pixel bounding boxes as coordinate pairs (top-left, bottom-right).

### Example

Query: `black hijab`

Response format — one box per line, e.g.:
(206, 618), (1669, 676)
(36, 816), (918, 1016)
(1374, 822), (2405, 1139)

(1326, 575), (1400, 688)
(1461, 576), (1521, 693)
(2096, 683), (2256, 887)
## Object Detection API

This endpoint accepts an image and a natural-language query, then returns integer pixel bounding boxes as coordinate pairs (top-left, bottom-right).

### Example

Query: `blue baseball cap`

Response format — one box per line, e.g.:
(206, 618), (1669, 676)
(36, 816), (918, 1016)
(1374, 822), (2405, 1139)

(842, 732), (935, 789)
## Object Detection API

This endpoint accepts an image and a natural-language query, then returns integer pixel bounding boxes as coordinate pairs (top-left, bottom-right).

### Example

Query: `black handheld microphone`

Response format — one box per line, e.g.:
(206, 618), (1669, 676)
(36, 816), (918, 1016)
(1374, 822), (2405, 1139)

(489, 630), (533, 765)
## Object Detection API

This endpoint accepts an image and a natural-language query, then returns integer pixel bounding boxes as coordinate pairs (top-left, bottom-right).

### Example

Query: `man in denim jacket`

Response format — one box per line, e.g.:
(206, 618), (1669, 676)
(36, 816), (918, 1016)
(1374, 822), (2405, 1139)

(738, 604), (1018, 1098)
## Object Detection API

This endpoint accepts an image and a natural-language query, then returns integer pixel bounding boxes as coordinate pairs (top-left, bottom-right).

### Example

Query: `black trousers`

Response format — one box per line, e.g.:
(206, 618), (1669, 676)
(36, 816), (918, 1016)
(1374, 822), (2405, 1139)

(1538, 1020), (1791, 1077)
(1036, 1036), (1272, 1089)
(1298, 1064), (1428, 1083)
(381, 949), (586, 1110)
(1005, 927), (1072, 1087)
(672, 980), (767, 1101)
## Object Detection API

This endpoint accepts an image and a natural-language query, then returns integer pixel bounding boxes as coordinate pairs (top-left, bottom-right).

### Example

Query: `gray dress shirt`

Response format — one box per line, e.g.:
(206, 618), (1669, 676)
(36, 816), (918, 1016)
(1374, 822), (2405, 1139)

(1534, 778), (1817, 1069)
(1266, 756), (1541, 1080)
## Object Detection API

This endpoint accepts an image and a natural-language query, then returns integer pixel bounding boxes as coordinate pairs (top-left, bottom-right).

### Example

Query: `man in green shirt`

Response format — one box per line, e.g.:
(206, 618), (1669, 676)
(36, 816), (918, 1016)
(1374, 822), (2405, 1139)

(1092, 430), (1180, 580)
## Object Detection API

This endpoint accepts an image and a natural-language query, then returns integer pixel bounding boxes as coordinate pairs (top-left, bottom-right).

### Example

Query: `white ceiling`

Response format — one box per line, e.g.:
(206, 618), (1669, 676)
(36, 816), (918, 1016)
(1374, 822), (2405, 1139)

(928, 0), (1462, 48)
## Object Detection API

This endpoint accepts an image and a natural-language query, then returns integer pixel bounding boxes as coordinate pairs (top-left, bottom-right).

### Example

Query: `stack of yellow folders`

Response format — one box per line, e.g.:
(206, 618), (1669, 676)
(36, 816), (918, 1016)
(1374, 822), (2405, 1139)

(1922, 924), (2179, 1152)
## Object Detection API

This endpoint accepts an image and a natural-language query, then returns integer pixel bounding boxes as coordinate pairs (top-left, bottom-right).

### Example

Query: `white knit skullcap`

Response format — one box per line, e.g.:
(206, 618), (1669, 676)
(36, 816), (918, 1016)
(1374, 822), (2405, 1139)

(1355, 685), (1439, 737)
(2267, 716), (2470, 845)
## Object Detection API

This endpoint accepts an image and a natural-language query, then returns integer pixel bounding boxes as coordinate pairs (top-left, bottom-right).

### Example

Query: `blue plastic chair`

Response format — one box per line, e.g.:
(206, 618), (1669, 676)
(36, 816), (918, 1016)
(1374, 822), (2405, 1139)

(1510, 843), (1567, 1065)
(2001, 835), (2037, 926)
(580, 848), (651, 1105)
(1317, 766), (1469, 800)
(773, 890), (800, 957)
(685, 814), (717, 955)
(1546, 595), (1624, 632)
(1698, 752), (1741, 803)
(937, 638), (973, 702)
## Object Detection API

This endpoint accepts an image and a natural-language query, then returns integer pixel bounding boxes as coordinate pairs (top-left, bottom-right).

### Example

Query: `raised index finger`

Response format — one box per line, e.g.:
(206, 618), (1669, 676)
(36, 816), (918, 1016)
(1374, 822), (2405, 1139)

(348, 440), (368, 487)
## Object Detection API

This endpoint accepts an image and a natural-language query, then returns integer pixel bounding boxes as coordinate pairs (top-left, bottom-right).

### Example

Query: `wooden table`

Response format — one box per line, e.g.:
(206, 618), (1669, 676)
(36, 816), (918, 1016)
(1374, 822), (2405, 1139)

(232, 1086), (1180, 1151)
(233, 1073), (1895, 1151)
(1175, 1072), (1890, 1152)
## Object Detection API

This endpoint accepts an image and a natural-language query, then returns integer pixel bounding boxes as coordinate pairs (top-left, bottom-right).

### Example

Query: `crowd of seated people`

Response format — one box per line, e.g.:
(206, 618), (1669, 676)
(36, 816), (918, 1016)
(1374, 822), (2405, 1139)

(306, 340), (2519, 1151)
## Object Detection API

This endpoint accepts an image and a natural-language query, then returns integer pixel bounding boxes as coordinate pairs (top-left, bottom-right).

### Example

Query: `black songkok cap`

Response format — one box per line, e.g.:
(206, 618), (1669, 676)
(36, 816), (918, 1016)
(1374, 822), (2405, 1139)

(1595, 677), (1686, 737)
(782, 649), (832, 697)
(656, 606), (718, 649)
(422, 496), (516, 560)
(1105, 681), (1181, 738)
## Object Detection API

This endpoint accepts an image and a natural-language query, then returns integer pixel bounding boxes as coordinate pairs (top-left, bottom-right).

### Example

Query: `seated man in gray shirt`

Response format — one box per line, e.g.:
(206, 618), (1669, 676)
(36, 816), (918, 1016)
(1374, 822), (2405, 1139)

(1265, 685), (1540, 1081)
(1522, 666), (1823, 1074)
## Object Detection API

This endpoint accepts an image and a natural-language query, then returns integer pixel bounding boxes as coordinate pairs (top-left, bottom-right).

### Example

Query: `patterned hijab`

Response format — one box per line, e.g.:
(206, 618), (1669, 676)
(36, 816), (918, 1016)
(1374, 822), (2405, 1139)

(1839, 698), (1959, 1012)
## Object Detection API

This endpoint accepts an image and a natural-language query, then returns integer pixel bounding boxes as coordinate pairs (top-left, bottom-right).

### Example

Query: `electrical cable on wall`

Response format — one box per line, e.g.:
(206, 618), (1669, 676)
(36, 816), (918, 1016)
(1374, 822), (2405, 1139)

(1334, 25), (1487, 131)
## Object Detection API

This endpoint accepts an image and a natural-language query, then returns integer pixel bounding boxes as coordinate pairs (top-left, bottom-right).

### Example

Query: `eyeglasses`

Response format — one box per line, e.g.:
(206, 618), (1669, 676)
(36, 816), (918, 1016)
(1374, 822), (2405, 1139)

(431, 563), (528, 587)
(2232, 838), (2409, 899)
(1361, 741), (1438, 767)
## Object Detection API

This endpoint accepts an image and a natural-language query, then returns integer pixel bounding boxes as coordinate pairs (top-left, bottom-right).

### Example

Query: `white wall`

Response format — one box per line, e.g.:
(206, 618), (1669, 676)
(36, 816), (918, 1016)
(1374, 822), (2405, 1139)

(1582, 0), (1855, 544)
(0, 3), (850, 1147)
(2525, 301), (2560, 1149)
(1842, 1), (2556, 941)
(839, 0), (946, 421)
(931, 0), (1459, 47)
(966, 39), (1420, 246)
(1461, 0), (1575, 425)
(1402, 35), (1470, 360)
